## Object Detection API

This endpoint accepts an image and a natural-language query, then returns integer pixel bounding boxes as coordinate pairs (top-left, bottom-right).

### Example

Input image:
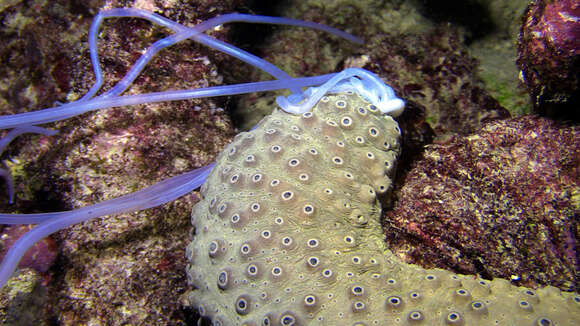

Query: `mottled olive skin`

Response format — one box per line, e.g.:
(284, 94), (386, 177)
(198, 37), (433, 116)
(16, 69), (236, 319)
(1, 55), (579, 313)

(186, 92), (580, 325)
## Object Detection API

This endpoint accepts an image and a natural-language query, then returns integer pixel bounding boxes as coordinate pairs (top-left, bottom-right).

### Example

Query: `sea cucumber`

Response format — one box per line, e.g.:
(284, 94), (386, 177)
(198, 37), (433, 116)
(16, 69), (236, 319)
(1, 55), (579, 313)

(185, 91), (580, 325)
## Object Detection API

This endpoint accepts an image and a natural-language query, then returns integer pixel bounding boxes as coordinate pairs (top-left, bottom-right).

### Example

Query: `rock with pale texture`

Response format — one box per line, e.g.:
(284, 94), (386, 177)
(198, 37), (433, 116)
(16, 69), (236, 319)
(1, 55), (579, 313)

(185, 91), (580, 325)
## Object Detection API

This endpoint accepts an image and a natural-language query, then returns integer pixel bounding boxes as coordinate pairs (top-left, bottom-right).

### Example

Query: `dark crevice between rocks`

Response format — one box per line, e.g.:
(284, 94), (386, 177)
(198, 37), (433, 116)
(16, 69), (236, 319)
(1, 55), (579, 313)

(413, 0), (497, 45)
(217, 0), (294, 129)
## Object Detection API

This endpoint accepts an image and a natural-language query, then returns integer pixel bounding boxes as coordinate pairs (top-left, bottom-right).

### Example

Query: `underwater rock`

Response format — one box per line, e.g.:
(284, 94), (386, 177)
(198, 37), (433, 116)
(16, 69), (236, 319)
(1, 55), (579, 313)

(385, 115), (580, 292)
(517, 0), (580, 121)
(231, 0), (510, 136)
(366, 29), (510, 137)
(0, 0), (241, 325)
(413, 0), (531, 115)
(0, 268), (48, 326)
(0, 225), (58, 274)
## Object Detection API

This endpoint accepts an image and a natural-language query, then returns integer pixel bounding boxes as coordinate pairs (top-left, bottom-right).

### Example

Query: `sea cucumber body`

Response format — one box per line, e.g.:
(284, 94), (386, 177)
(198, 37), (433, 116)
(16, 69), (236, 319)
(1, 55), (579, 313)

(185, 92), (580, 325)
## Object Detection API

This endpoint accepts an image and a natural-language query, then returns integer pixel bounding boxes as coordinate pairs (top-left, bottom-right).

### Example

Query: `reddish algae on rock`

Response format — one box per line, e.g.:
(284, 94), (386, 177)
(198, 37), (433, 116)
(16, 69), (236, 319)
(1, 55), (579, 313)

(517, 0), (580, 120)
(0, 0), (243, 325)
(385, 115), (580, 292)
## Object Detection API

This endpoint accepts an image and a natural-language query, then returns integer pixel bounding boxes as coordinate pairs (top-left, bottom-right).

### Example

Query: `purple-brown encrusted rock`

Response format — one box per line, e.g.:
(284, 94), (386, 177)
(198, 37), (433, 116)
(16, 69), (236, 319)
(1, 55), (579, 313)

(0, 225), (58, 275)
(0, 1), (243, 325)
(231, 1), (510, 138)
(366, 29), (510, 136)
(0, 268), (48, 326)
(517, 0), (580, 120)
(385, 115), (580, 292)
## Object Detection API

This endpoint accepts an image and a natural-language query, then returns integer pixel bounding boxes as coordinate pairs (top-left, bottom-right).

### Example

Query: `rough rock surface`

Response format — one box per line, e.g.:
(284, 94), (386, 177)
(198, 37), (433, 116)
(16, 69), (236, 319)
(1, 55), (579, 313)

(0, 225), (58, 274)
(231, 0), (511, 137)
(385, 115), (580, 292)
(416, 0), (531, 115)
(517, 0), (580, 121)
(0, 269), (47, 326)
(0, 0), (241, 324)
(185, 92), (580, 325)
